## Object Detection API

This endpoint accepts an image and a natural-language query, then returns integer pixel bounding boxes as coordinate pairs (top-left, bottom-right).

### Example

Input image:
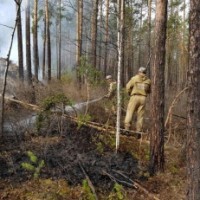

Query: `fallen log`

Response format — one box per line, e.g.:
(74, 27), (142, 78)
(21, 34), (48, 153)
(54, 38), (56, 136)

(0, 94), (40, 111)
(64, 114), (148, 137)
(1, 95), (147, 139)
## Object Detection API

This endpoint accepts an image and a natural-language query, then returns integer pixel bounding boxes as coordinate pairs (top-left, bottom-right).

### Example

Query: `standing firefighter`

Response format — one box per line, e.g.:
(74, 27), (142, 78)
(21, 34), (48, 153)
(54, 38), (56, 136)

(124, 67), (151, 137)
(104, 75), (117, 114)
(104, 75), (117, 98)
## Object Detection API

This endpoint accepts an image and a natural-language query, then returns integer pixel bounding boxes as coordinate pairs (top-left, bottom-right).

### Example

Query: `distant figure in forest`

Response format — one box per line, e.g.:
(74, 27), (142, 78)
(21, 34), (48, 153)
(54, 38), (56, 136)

(104, 75), (117, 99)
(124, 67), (151, 138)
(104, 75), (117, 114)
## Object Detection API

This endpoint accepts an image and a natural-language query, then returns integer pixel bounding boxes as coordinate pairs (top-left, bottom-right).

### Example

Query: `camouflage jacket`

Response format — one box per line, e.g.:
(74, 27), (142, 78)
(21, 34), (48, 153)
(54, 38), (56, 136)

(106, 81), (117, 98)
(126, 74), (151, 96)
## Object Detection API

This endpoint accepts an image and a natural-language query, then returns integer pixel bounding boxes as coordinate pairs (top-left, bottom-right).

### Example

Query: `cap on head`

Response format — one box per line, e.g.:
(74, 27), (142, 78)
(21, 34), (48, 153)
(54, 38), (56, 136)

(138, 67), (147, 74)
(106, 75), (112, 80)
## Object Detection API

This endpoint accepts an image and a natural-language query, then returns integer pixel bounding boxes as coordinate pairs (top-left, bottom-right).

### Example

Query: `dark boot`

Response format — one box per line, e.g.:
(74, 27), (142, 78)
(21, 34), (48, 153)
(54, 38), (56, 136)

(135, 131), (142, 139)
(137, 133), (141, 139)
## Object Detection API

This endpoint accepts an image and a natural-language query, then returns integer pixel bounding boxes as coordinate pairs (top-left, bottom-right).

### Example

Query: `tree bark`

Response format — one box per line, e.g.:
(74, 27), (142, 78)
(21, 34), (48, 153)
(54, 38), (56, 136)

(26, 0), (32, 85)
(46, 0), (51, 81)
(186, 0), (200, 198)
(104, 0), (109, 76)
(138, 0), (143, 68)
(147, 0), (152, 76)
(16, 0), (24, 81)
(90, 0), (99, 69)
(116, 0), (124, 152)
(150, 0), (168, 175)
(57, 0), (62, 80)
(0, 5), (19, 137)
(125, 0), (134, 83)
(98, 0), (103, 72)
(42, 1), (47, 80)
(76, 0), (83, 88)
(33, 0), (39, 80)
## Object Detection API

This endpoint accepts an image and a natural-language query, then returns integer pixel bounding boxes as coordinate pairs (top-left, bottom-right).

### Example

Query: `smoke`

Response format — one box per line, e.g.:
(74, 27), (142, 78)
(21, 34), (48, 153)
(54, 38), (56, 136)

(0, 1), (18, 62)
(0, 0), (76, 75)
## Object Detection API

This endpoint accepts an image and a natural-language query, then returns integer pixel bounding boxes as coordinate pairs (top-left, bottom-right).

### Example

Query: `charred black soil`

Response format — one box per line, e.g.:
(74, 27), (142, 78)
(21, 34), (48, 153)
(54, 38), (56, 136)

(0, 118), (143, 199)
(0, 110), (186, 200)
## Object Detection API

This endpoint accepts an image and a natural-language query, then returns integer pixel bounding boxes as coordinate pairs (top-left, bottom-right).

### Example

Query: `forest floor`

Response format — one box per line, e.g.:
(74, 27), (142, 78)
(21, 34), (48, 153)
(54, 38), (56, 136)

(0, 77), (188, 200)
(0, 103), (187, 200)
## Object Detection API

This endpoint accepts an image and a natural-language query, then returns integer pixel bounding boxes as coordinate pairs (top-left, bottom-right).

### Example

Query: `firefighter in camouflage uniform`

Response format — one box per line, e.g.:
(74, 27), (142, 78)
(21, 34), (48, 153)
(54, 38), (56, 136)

(124, 67), (151, 136)
(104, 75), (117, 114)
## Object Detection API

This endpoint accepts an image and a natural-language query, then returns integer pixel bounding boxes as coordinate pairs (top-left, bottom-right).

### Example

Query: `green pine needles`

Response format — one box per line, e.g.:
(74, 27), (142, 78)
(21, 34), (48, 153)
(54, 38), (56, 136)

(82, 179), (96, 200)
(21, 151), (45, 179)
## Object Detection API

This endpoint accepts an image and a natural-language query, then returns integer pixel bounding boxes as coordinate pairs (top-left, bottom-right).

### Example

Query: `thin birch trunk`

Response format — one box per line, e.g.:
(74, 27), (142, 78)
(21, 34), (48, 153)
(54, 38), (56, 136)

(116, 0), (124, 152)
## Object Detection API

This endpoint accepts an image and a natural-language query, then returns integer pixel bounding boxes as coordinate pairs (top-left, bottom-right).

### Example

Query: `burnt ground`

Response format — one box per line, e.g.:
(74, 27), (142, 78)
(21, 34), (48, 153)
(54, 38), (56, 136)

(0, 107), (187, 200)
(0, 61), (187, 199)
(0, 115), (143, 199)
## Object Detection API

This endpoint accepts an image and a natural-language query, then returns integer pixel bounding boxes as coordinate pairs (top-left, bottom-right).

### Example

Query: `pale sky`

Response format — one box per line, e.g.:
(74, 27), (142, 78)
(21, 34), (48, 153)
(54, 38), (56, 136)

(0, 1), (25, 63)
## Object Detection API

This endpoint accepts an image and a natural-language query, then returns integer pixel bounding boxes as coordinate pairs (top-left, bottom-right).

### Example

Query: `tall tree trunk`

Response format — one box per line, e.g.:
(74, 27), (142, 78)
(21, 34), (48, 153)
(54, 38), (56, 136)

(125, 0), (134, 82)
(116, 0), (124, 152)
(90, 0), (99, 69)
(42, 2), (46, 80)
(138, 0), (143, 68)
(33, 0), (39, 81)
(0, 2), (20, 137)
(179, 0), (187, 88)
(186, 0), (200, 198)
(121, 0), (125, 87)
(57, 0), (62, 80)
(147, 0), (152, 76)
(104, 0), (109, 76)
(76, 0), (83, 88)
(46, 0), (51, 81)
(150, 0), (168, 175)
(98, 0), (103, 72)
(16, 0), (24, 81)
(26, 0), (32, 85)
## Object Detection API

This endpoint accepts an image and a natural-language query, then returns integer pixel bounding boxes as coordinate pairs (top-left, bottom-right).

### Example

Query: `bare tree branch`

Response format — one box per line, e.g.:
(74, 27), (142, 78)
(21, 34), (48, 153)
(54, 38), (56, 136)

(0, 0), (22, 137)
(78, 155), (98, 200)
(0, 23), (14, 29)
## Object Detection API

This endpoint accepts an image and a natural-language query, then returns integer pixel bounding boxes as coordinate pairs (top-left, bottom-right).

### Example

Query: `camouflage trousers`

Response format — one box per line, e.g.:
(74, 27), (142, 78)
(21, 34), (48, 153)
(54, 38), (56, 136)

(124, 95), (146, 132)
(104, 97), (116, 115)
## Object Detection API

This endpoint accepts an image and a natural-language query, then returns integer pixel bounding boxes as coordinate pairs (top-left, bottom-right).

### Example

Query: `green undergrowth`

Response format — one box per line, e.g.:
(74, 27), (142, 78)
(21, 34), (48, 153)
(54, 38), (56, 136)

(77, 114), (92, 129)
(1, 178), (129, 200)
(108, 183), (127, 200)
(36, 93), (73, 132)
(1, 179), (81, 200)
(21, 151), (45, 179)
(40, 93), (73, 111)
